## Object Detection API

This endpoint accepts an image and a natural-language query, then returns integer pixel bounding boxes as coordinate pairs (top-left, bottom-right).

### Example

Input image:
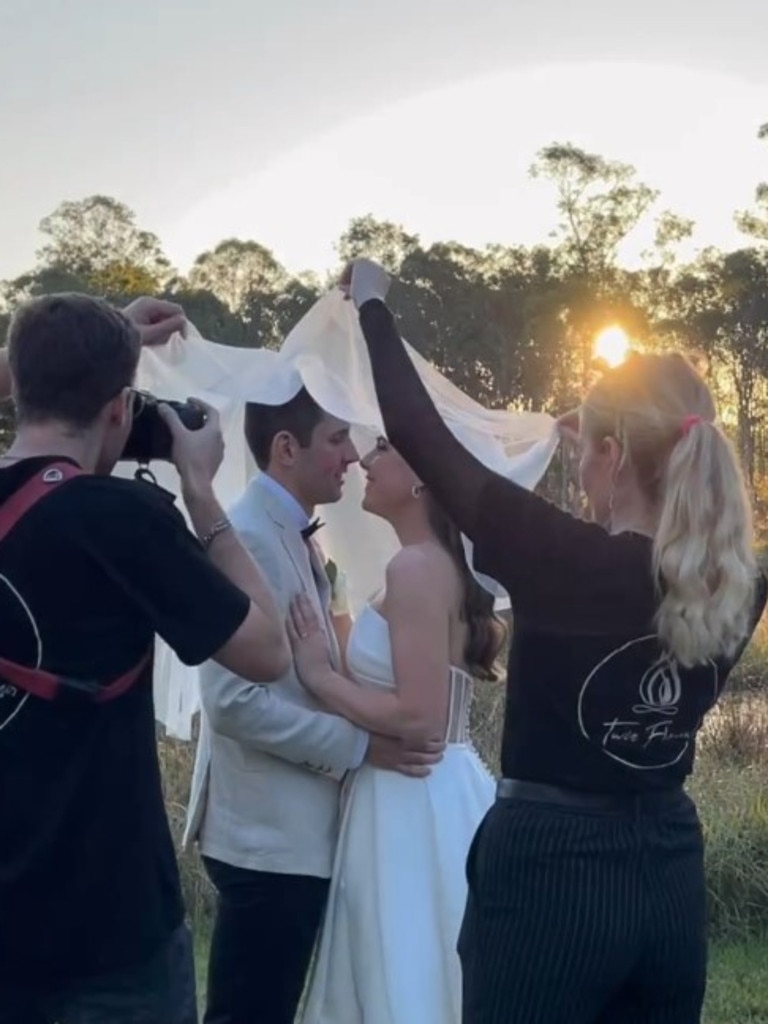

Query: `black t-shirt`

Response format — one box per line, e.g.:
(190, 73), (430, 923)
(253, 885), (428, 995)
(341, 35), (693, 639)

(0, 457), (250, 984)
(358, 298), (768, 794)
(472, 477), (768, 790)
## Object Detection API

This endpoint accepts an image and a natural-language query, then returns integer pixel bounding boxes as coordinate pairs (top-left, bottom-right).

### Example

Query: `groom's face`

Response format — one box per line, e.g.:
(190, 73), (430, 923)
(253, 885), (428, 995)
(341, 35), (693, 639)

(295, 412), (359, 506)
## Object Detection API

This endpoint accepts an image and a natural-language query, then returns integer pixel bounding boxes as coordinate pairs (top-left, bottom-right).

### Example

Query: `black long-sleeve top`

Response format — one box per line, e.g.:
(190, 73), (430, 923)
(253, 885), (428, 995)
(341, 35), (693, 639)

(359, 298), (766, 792)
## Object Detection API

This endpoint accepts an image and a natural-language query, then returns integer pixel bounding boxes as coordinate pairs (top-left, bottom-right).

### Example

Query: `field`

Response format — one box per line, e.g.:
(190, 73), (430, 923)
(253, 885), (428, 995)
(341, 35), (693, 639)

(159, 616), (768, 1021)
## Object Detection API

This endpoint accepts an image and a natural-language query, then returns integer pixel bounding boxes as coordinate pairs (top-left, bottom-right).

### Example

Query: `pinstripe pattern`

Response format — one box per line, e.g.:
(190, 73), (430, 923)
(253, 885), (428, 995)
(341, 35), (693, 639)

(458, 793), (707, 1024)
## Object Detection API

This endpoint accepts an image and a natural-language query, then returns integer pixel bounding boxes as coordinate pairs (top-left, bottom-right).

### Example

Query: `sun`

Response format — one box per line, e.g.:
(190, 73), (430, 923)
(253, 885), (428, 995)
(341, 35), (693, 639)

(594, 326), (630, 368)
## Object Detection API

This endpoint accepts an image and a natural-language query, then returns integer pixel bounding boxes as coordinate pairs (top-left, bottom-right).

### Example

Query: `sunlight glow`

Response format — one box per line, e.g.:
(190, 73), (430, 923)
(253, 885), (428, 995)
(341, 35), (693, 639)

(594, 326), (631, 368)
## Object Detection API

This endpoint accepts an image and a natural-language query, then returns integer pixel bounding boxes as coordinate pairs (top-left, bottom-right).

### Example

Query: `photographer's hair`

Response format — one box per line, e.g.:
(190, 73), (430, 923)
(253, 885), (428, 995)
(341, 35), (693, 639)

(423, 495), (506, 680)
(7, 293), (140, 428)
(244, 388), (324, 470)
(582, 351), (757, 667)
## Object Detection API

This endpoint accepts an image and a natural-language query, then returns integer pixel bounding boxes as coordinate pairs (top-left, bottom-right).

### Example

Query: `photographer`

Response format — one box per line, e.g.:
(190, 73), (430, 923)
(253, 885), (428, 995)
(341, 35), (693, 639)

(0, 293), (289, 1023)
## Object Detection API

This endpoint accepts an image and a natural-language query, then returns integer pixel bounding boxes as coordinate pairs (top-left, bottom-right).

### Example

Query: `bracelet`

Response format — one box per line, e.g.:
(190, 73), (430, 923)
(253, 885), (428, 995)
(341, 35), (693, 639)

(201, 517), (232, 550)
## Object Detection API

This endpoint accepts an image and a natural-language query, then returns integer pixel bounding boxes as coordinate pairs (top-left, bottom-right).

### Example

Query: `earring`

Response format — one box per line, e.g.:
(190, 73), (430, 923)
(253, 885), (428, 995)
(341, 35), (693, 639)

(411, 484), (424, 499)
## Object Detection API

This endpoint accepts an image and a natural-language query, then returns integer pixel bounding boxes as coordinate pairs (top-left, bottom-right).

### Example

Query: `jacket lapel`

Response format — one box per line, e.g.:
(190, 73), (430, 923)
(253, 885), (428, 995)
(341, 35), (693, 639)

(253, 476), (341, 669)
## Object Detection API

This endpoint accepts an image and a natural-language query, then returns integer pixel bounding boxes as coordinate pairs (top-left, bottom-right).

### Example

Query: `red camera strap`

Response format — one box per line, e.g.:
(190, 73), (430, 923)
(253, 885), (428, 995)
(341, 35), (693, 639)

(0, 460), (151, 703)
(0, 461), (83, 543)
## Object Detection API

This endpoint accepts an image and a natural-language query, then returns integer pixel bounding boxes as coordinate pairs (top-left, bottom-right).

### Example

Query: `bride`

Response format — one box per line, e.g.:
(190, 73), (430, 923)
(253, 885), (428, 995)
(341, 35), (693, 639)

(287, 432), (502, 1024)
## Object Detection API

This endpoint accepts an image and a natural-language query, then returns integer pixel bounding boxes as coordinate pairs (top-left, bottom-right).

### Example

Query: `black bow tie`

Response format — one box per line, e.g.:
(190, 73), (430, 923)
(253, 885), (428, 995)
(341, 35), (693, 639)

(301, 518), (324, 541)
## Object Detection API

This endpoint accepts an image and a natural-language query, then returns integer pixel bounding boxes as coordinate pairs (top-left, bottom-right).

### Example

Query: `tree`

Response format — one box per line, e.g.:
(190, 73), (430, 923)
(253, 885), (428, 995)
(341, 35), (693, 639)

(336, 216), (420, 274)
(1, 266), (93, 308)
(736, 123), (768, 242)
(669, 248), (768, 485)
(530, 143), (659, 284)
(530, 143), (659, 389)
(162, 287), (249, 347)
(37, 196), (172, 295)
(271, 275), (323, 344)
(187, 239), (288, 315)
(631, 212), (696, 332)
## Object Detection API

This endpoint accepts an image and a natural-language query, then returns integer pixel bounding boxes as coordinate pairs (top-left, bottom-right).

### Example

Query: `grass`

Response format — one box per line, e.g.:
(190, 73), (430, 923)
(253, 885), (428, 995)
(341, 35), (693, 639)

(706, 941), (768, 1022)
(189, 930), (768, 1022)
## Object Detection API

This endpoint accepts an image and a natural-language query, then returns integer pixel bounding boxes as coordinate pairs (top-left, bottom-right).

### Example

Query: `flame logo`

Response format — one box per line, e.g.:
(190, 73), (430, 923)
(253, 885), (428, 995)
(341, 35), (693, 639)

(633, 656), (682, 717)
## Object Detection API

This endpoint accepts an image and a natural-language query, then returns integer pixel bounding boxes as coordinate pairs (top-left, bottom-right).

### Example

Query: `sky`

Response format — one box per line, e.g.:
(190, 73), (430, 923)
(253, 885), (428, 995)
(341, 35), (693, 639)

(0, 0), (766, 281)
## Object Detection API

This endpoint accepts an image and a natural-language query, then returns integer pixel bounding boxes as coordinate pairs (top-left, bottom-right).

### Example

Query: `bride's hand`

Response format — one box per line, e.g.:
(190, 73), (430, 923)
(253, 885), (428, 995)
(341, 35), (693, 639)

(287, 593), (333, 691)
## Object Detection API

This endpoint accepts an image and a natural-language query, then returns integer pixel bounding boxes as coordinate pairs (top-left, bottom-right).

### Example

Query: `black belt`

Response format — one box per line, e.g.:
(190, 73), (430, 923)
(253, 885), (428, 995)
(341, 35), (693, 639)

(496, 778), (686, 814)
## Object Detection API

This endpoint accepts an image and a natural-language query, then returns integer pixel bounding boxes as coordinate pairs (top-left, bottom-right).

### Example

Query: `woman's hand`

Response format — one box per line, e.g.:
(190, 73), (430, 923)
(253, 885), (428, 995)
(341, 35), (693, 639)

(287, 593), (334, 692)
(339, 258), (391, 310)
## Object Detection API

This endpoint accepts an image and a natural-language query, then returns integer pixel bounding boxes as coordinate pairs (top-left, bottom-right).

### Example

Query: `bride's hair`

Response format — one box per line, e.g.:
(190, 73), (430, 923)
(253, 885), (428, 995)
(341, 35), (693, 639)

(424, 497), (506, 680)
(583, 351), (757, 667)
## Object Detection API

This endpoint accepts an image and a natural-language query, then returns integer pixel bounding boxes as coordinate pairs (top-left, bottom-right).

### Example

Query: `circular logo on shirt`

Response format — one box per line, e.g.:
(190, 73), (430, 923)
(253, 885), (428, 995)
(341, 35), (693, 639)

(0, 575), (40, 729)
(577, 635), (719, 770)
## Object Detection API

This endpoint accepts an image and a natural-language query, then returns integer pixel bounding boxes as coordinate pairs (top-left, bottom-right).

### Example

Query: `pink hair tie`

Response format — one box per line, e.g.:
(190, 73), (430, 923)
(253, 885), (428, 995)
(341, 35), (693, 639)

(681, 414), (703, 437)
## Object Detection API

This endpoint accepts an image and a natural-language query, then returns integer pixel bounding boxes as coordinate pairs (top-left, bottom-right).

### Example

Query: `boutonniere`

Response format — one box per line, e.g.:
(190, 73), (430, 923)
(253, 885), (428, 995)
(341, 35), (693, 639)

(323, 557), (350, 617)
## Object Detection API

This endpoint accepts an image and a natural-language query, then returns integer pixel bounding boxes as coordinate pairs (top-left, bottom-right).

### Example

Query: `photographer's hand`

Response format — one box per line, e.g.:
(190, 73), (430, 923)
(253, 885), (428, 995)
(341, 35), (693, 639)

(159, 398), (223, 495)
(122, 297), (187, 346)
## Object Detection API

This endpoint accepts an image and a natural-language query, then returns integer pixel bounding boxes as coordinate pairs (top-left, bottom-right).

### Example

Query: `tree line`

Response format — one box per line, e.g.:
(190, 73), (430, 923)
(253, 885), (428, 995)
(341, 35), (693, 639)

(2, 130), (768, 521)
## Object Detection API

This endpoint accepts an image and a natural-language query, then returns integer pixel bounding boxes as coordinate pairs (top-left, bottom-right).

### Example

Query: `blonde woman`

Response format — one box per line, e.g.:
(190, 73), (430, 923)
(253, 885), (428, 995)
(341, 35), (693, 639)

(346, 258), (767, 1024)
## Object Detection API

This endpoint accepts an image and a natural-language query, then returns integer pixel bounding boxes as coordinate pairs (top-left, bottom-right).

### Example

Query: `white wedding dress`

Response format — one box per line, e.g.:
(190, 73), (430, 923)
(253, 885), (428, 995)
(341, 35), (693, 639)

(300, 604), (495, 1024)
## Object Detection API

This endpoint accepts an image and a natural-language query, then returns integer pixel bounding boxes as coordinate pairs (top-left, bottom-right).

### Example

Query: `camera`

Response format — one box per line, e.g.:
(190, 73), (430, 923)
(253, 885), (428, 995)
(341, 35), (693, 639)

(120, 391), (206, 463)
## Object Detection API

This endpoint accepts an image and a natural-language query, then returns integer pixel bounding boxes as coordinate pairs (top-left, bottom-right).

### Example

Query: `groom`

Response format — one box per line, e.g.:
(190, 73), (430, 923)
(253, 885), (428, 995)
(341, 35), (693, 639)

(185, 386), (442, 1024)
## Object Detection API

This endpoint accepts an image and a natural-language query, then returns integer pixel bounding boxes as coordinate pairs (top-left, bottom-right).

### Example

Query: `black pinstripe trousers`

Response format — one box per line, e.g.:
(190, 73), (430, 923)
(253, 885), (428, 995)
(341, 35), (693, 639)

(458, 789), (707, 1024)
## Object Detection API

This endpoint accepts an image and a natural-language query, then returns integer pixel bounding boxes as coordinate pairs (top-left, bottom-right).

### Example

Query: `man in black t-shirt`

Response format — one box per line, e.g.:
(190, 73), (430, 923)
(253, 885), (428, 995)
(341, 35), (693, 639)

(0, 293), (290, 1023)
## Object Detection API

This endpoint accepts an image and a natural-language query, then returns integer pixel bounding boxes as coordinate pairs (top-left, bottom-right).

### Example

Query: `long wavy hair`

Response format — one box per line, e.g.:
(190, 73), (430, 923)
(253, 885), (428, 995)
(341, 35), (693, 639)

(423, 496), (506, 680)
(583, 351), (757, 667)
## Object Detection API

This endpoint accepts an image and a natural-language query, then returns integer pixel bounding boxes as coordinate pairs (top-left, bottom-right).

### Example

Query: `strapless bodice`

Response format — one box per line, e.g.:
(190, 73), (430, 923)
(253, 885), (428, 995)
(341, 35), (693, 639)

(346, 604), (475, 745)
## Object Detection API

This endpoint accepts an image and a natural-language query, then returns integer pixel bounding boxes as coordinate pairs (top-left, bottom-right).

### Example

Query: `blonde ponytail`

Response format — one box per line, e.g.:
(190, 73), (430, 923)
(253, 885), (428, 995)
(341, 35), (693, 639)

(583, 352), (758, 668)
(653, 420), (756, 667)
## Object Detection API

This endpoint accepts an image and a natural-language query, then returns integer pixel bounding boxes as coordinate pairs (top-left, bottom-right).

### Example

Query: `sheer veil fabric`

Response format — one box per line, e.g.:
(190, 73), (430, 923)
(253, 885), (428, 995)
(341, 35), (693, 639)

(117, 289), (559, 738)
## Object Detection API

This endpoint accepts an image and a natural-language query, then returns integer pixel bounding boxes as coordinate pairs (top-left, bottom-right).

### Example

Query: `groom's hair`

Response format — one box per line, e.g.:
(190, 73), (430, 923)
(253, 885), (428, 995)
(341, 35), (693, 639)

(8, 293), (140, 427)
(244, 387), (325, 470)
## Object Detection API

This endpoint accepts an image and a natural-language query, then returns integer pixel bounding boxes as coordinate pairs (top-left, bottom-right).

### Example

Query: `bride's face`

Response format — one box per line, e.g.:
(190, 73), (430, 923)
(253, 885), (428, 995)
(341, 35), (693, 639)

(360, 437), (421, 519)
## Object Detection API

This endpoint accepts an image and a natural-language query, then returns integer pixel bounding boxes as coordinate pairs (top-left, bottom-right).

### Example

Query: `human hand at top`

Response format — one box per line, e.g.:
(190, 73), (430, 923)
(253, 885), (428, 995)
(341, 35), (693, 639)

(339, 259), (391, 310)
(122, 296), (187, 346)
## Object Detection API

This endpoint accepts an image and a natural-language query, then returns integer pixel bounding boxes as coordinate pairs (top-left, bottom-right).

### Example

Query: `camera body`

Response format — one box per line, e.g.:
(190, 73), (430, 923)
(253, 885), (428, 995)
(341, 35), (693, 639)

(120, 391), (206, 463)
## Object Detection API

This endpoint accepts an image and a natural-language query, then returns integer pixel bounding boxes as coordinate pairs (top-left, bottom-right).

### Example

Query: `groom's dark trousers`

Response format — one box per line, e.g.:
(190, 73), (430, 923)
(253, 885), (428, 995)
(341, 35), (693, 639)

(203, 857), (330, 1024)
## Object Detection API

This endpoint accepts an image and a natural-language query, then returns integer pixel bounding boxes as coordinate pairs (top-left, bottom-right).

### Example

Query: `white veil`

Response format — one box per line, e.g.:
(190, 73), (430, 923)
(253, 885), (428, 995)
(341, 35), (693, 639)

(120, 289), (559, 739)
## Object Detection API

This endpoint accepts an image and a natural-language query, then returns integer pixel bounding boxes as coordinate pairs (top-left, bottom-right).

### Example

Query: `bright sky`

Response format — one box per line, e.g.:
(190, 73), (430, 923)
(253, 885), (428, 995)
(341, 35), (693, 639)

(164, 64), (768, 275)
(1, 0), (766, 281)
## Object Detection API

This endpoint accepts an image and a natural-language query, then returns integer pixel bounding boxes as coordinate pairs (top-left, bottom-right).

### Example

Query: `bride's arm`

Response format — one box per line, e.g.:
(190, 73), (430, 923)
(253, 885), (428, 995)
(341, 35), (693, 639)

(288, 549), (449, 745)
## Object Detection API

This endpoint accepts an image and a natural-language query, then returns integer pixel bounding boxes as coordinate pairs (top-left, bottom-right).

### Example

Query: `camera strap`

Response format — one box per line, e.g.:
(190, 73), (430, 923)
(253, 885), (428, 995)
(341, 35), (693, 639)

(0, 460), (151, 704)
